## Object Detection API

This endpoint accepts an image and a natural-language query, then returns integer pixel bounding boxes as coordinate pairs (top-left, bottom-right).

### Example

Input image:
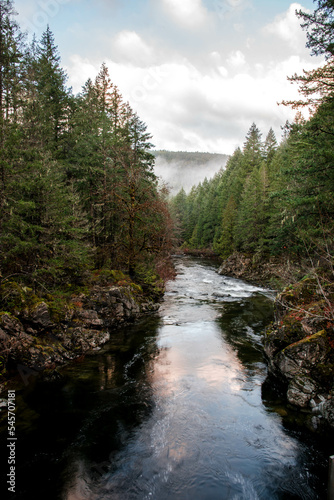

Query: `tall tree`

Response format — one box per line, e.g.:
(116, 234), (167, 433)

(242, 122), (263, 173)
(297, 0), (334, 58)
(263, 128), (278, 164)
(0, 0), (23, 240)
(283, 1), (334, 110)
(30, 26), (70, 152)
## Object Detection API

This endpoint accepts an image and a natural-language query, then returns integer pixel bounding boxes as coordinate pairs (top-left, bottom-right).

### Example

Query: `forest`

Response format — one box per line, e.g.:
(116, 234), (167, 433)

(0, 0), (173, 309)
(1, 0), (334, 301)
(170, 1), (334, 275)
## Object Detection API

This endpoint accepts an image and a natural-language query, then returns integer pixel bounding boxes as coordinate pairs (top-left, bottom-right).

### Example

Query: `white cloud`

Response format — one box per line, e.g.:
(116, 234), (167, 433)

(161, 0), (209, 28)
(263, 3), (310, 51)
(112, 30), (154, 66)
(227, 50), (246, 69)
(66, 50), (320, 155)
(65, 55), (100, 92)
(62, 1), (324, 155)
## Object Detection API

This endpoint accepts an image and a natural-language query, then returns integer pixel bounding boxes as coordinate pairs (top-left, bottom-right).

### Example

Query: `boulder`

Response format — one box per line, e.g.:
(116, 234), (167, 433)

(0, 313), (24, 337)
(287, 375), (318, 407)
(275, 331), (328, 380)
(28, 302), (54, 329)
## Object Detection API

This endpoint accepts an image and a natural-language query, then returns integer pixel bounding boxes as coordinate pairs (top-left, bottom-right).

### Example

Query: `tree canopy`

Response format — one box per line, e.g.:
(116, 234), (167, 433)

(0, 7), (173, 292)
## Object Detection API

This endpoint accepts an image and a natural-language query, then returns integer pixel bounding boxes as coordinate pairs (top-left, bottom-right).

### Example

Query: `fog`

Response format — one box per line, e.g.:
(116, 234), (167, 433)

(153, 152), (229, 196)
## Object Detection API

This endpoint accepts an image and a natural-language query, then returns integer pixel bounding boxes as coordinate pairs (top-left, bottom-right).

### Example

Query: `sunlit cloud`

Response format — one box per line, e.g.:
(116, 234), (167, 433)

(263, 2), (311, 52)
(23, 0), (322, 155)
(161, 0), (210, 28)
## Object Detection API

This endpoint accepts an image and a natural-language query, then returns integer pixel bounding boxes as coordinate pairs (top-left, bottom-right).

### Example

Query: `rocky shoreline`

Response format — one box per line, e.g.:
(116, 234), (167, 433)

(218, 252), (334, 431)
(0, 281), (160, 393)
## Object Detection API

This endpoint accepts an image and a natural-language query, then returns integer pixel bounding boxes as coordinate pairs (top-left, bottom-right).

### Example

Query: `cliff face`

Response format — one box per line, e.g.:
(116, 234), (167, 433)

(218, 252), (334, 430)
(263, 277), (334, 430)
(0, 282), (160, 391)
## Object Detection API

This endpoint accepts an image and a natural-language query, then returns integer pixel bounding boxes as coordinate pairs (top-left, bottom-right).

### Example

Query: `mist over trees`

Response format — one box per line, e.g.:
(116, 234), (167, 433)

(153, 151), (229, 196)
(0, 0), (172, 291)
(171, 113), (333, 261)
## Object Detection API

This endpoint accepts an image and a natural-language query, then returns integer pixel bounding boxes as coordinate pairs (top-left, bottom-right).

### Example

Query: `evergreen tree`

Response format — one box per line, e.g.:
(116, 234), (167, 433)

(297, 0), (334, 58)
(0, 0), (23, 241)
(242, 123), (263, 173)
(30, 26), (70, 152)
(263, 128), (278, 164)
(214, 195), (237, 257)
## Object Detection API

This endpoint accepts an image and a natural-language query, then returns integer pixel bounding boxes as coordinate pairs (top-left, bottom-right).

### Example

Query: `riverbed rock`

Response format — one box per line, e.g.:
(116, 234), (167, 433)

(29, 302), (53, 329)
(287, 375), (318, 407)
(0, 313), (25, 337)
(0, 281), (160, 387)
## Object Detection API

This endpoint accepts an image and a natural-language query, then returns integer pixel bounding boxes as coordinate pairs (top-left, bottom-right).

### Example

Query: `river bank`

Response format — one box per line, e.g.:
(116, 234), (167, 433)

(0, 270), (163, 394)
(218, 252), (334, 431)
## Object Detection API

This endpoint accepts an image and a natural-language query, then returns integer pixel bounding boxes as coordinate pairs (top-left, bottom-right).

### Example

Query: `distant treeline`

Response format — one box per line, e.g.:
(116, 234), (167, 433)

(171, 115), (334, 260)
(153, 150), (229, 196)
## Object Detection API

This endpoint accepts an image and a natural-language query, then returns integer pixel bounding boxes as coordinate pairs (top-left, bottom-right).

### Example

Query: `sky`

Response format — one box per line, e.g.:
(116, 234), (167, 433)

(14, 0), (324, 155)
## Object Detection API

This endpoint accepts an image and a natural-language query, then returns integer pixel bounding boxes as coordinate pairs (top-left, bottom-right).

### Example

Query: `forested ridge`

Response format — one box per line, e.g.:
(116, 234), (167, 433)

(0, 0), (173, 311)
(171, 2), (334, 275)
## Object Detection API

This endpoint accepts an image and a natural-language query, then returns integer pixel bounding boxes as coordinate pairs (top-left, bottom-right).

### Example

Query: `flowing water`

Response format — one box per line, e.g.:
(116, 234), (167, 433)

(0, 256), (332, 499)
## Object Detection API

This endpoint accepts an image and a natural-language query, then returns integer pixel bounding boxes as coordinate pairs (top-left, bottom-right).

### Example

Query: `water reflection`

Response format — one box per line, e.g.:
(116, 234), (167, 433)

(98, 355), (116, 391)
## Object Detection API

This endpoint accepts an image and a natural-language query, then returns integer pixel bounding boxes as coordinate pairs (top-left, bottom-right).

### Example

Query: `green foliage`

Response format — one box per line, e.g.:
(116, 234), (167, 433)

(169, 1), (334, 265)
(0, 9), (173, 298)
(134, 261), (164, 300)
(171, 112), (334, 265)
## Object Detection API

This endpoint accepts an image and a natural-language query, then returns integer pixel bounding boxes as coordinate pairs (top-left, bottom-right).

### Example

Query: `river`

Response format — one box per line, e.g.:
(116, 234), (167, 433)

(0, 256), (331, 499)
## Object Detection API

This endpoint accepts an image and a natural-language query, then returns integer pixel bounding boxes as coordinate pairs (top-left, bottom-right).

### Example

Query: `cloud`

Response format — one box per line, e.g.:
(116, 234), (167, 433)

(212, 0), (250, 20)
(112, 30), (154, 66)
(263, 3), (310, 52)
(161, 0), (209, 28)
(62, 1), (323, 156)
(227, 50), (247, 69)
(65, 55), (100, 92)
(66, 48), (320, 155)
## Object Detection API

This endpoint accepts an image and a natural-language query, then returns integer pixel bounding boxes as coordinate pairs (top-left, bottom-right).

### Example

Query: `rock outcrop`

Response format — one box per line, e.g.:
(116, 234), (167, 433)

(263, 277), (334, 430)
(218, 252), (302, 288)
(218, 253), (334, 430)
(0, 283), (160, 389)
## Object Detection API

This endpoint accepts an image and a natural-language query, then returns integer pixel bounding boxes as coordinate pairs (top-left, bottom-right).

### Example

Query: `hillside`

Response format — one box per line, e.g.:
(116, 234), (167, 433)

(153, 150), (229, 195)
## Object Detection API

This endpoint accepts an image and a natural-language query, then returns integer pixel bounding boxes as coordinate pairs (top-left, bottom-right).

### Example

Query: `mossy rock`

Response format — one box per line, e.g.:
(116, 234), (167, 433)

(0, 282), (42, 316)
(91, 269), (128, 285)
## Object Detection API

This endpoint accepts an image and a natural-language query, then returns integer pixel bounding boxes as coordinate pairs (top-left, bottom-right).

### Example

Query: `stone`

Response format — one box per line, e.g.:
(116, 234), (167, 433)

(287, 376), (317, 407)
(76, 309), (104, 328)
(275, 331), (328, 380)
(29, 302), (53, 328)
(0, 314), (24, 336)
(0, 281), (159, 385)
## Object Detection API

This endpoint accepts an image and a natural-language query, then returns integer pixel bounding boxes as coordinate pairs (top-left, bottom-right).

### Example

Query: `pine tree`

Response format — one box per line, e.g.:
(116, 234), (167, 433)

(297, 0), (334, 58)
(215, 195), (237, 257)
(24, 26), (70, 152)
(263, 128), (278, 164)
(0, 0), (23, 241)
(242, 123), (263, 173)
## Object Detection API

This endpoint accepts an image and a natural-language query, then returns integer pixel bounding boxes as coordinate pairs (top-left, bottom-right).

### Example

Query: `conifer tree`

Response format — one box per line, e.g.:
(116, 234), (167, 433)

(215, 195), (237, 257)
(263, 128), (278, 164)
